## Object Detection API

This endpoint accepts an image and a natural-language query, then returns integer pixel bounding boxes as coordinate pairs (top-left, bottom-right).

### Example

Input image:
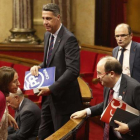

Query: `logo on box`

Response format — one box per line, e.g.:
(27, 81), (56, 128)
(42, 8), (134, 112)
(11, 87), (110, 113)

(24, 67), (55, 90)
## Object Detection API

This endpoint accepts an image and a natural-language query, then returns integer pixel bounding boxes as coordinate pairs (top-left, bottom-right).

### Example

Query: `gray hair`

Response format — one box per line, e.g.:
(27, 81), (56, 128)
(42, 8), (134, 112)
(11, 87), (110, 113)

(42, 3), (60, 16)
(9, 88), (24, 98)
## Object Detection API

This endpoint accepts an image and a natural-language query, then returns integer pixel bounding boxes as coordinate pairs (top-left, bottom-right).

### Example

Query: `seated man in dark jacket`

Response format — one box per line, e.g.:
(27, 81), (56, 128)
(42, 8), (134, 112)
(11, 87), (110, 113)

(7, 88), (41, 140)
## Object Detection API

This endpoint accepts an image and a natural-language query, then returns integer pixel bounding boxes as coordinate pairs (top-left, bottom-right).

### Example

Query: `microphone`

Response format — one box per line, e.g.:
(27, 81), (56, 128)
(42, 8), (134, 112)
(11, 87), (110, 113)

(92, 78), (100, 84)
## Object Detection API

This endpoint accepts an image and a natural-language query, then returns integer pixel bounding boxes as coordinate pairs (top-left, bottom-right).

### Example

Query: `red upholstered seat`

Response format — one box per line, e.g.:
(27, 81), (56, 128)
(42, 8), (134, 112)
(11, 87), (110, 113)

(0, 61), (14, 67)
(8, 106), (15, 117)
(80, 50), (98, 84)
(80, 50), (97, 74)
(133, 36), (140, 43)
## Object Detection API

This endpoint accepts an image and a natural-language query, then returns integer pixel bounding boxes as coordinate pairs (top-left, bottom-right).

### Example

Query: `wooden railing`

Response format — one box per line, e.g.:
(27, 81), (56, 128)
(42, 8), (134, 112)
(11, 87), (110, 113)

(81, 44), (113, 55)
(0, 54), (41, 67)
(45, 118), (89, 140)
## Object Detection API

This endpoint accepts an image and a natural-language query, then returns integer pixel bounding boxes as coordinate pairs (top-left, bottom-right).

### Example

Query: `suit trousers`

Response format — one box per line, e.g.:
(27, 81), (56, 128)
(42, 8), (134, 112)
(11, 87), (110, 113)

(38, 95), (71, 140)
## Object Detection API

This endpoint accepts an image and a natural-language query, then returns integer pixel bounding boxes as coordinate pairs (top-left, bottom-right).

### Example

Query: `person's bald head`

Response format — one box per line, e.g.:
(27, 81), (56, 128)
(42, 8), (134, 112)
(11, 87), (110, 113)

(98, 56), (122, 75)
(115, 23), (133, 48)
(97, 56), (122, 88)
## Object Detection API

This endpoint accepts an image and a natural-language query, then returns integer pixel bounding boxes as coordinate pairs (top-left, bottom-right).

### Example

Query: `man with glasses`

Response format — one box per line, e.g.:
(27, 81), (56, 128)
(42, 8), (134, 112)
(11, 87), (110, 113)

(113, 23), (140, 83)
(71, 56), (140, 140)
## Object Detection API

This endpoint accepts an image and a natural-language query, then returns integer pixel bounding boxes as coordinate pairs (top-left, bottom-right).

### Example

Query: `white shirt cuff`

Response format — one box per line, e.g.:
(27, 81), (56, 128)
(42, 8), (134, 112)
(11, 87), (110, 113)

(85, 108), (91, 116)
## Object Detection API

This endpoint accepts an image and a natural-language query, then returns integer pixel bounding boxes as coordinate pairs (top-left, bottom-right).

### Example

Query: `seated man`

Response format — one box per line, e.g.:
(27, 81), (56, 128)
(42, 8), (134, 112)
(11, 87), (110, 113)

(71, 56), (140, 140)
(7, 88), (41, 140)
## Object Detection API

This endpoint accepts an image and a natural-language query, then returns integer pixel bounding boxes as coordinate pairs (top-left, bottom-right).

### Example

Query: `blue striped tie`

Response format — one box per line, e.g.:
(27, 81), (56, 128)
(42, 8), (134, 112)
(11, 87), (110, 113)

(47, 35), (54, 67)
(119, 48), (125, 66)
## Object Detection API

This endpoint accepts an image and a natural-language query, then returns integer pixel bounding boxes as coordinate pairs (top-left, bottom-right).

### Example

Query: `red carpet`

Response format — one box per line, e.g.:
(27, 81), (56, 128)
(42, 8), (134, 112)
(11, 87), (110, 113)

(89, 120), (103, 140)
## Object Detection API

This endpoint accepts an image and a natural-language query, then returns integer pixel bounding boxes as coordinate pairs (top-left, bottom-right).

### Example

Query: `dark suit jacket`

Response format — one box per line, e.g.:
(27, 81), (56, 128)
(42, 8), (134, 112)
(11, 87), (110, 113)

(8, 98), (41, 140)
(40, 25), (82, 115)
(112, 41), (140, 83)
(90, 74), (140, 140)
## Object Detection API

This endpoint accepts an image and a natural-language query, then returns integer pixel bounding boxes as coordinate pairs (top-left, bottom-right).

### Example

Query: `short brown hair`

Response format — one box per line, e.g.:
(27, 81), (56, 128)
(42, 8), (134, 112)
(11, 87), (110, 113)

(0, 66), (16, 95)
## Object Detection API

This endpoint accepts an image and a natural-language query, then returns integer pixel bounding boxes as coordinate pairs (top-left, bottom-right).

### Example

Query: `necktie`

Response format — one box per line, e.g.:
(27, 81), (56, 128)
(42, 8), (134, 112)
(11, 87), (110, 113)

(103, 89), (114, 140)
(46, 35), (54, 67)
(119, 48), (125, 66)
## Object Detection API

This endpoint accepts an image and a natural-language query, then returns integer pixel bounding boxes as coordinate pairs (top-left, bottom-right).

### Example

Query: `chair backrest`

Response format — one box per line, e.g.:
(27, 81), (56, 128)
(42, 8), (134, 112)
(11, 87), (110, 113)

(0, 61), (14, 67)
(133, 36), (140, 43)
(80, 50), (97, 74)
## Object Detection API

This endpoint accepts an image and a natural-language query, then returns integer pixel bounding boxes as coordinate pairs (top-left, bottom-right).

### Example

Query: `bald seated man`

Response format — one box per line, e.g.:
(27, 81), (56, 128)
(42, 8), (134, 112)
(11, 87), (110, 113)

(7, 88), (41, 140)
(71, 56), (140, 140)
(113, 23), (140, 83)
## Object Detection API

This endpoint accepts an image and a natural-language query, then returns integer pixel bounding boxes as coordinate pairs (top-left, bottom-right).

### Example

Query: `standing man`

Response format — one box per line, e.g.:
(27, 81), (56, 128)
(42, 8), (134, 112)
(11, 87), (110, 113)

(71, 56), (140, 140)
(30, 3), (82, 139)
(113, 23), (140, 83)
(7, 88), (41, 140)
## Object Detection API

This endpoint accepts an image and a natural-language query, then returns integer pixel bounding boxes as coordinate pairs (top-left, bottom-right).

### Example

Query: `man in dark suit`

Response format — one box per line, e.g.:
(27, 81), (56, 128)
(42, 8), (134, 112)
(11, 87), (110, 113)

(112, 23), (140, 83)
(71, 56), (140, 140)
(7, 88), (41, 140)
(30, 3), (82, 140)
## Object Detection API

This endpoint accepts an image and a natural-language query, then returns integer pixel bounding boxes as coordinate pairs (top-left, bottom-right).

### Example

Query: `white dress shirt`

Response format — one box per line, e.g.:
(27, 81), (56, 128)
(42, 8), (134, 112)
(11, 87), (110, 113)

(86, 75), (123, 139)
(117, 41), (132, 77)
(46, 23), (62, 64)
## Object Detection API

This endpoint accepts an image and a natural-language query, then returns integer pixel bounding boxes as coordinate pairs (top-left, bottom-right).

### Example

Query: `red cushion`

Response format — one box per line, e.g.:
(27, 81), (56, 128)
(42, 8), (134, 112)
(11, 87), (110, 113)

(0, 61), (14, 67)
(8, 106), (15, 117)
(80, 50), (97, 84)
(133, 36), (140, 43)
(80, 50), (97, 74)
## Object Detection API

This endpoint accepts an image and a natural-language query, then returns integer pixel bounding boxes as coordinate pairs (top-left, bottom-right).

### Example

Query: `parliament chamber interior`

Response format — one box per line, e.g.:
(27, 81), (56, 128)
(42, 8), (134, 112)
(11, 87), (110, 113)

(1, 0), (140, 140)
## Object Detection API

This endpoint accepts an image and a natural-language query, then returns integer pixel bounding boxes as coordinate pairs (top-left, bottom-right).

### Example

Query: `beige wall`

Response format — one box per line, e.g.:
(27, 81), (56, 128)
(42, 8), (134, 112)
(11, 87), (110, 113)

(34, 0), (96, 44)
(33, 0), (51, 40)
(0, 0), (95, 45)
(72, 0), (95, 45)
(126, 0), (140, 35)
(0, 0), (12, 42)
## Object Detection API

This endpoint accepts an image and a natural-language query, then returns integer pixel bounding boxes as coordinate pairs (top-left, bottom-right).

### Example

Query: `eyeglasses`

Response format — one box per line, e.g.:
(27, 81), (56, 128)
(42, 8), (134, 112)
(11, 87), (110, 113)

(115, 34), (129, 38)
(97, 72), (110, 78)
